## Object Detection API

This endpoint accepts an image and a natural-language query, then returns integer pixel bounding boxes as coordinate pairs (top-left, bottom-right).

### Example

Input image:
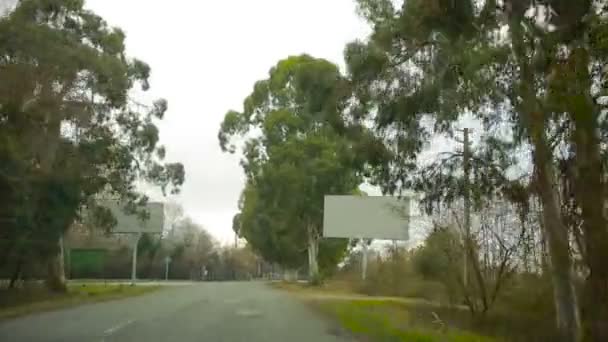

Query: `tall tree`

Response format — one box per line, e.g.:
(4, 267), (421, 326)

(0, 0), (184, 291)
(345, 0), (608, 339)
(219, 55), (384, 281)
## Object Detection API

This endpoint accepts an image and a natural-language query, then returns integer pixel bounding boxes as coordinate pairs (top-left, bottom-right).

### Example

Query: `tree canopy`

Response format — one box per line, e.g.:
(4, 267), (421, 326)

(219, 55), (386, 279)
(346, 0), (608, 340)
(0, 0), (184, 291)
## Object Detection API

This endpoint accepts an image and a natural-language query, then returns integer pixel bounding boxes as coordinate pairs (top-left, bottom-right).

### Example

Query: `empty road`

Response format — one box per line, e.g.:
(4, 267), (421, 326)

(0, 282), (351, 342)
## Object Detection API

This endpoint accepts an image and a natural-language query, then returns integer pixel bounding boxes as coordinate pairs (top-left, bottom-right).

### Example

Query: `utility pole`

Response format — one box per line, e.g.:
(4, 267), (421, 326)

(463, 128), (471, 289)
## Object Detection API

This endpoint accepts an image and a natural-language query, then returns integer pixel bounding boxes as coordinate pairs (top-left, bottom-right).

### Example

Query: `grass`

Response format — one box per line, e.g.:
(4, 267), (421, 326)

(270, 280), (445, 308)
(0, 283), (160, 321)
(272, 280), (557, 341)
(273, 281), (495, 341)
(270, 280), (355, 294)
(316, 299), (497, 342)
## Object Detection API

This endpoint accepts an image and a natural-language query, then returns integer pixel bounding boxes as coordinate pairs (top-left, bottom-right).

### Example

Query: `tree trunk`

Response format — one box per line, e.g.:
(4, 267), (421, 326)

(509, 16), (581, 337)
(532, 134), (581, 342)
(8, 256), (23, 289)
(307, 225), (319, 283)
(34, 110), (67, 292)
(567, 48), (608, 342)
(45, 237), (67, 292)
(575, 124), (608, 340)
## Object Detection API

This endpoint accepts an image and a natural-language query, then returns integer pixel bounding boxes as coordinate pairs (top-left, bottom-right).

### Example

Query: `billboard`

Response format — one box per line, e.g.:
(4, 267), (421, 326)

(91, 201), (164, 234)
(323, 195), (410, 240)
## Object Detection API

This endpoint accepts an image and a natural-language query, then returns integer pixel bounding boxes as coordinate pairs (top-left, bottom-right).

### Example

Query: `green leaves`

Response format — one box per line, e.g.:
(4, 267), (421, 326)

(345, 0), (525, 208)
(0, 0), (184, 265)
(218, 110), (246, 153)
(219, 55), (377, 269)
(355, 0), (395, 26)
(412, 227), (462, 281)
(128, 59), (151, 91)
(150, 99), (168, 119)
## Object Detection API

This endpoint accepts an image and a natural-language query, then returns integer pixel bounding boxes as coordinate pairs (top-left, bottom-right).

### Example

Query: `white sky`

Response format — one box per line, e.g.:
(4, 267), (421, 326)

(84, 0), (371, 244)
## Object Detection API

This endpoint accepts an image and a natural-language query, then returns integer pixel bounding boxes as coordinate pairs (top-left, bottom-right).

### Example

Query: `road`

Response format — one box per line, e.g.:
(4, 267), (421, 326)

(0, 282), (352, 342)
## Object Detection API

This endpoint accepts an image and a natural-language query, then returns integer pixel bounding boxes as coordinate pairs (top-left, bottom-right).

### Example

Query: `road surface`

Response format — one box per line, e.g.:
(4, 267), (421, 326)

(0, 282), (352, 342)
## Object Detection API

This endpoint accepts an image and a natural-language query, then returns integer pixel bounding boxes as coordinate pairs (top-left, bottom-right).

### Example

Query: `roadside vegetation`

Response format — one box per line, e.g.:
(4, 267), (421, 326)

(224, 1), (608, 341)
(60, 201), (264, 281)
(0, 0), (184, 293)
(274, 238), (558, 341)
(0, 283), (160, 320)
(1, 0), (607, 341)
(317, 299), (496, 342)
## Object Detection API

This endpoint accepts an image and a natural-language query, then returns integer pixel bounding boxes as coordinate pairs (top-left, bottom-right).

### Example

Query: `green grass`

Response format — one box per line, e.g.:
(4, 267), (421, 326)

(273, 279), (557, 341)
(0, 283), (160, 321)
(316, 299), (497, 342)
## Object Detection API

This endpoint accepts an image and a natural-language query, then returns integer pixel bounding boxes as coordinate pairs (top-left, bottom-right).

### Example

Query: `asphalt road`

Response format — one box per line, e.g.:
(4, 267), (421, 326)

(0, 282), (352, 342)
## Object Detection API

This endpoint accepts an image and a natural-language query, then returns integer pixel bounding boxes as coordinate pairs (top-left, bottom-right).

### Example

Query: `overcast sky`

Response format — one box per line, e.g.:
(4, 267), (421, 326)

(81, 0), (371, 244)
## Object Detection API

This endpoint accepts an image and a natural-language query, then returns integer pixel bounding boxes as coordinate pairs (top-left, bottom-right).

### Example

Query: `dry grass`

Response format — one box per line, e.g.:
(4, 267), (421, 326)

(270, 281), (454, 309)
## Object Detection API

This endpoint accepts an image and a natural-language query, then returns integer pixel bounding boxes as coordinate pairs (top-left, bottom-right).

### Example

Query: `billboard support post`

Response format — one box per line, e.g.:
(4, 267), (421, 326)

(165, 256), (172, 281)
(361, 238), (368, 281)
(131, 233), (142, 284)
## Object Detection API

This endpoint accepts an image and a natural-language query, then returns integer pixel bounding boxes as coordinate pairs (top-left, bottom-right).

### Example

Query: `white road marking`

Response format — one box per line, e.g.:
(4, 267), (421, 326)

(103, 319), (135, 336)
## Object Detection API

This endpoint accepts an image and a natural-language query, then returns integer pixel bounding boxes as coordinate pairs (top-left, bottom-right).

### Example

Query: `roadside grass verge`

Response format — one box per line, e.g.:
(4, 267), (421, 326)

(269, 281), (448, 308)
(272, 281), (556, 341)
(270, 280), (355, 294)
(0, 283), (160, 320)
(316, 298), (496, 342)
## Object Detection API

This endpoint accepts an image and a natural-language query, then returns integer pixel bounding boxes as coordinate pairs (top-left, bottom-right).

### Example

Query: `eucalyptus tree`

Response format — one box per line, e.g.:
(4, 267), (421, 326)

(0, 0), (184, 290)
(346, 0), (608, 339)
(220, 55), (387, 281)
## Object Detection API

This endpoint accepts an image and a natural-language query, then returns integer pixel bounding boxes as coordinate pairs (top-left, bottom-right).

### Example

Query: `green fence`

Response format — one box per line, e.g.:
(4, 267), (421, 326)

(69, 248), (107, 279)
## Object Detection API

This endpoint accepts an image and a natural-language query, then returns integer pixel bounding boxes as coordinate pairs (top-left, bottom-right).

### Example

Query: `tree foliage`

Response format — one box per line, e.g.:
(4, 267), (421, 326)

(219, 55), (385, 279)
(0, 0), (184, 291)
(348, 0), (608, 339)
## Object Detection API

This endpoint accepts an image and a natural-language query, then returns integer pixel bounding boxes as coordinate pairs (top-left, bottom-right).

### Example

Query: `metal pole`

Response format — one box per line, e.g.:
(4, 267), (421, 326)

(361, 239), (368, 281)
(165, 259), (169, 281)
(463, 128), (471, 289)
(59, 233), (66, 280)
(131, 233), (142, 284)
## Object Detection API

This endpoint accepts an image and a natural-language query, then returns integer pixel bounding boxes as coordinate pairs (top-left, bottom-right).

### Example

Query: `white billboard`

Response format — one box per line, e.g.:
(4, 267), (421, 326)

(92, 201), (164, 234)
(323, 195), (410, 240)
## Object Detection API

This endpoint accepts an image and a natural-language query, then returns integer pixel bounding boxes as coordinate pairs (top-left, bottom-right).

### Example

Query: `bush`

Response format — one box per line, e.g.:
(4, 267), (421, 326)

(309, 273), (324, 286)
(337, 245), (451, 303)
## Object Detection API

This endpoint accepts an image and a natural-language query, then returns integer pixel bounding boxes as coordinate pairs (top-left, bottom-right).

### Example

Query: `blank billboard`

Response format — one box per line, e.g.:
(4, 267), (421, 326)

(93, 201), (164, 234)
(323, 195), (409, 240)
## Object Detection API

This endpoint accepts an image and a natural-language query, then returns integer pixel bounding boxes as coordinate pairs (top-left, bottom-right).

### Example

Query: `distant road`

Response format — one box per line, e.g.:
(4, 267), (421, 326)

(0, 282), (351, 342)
